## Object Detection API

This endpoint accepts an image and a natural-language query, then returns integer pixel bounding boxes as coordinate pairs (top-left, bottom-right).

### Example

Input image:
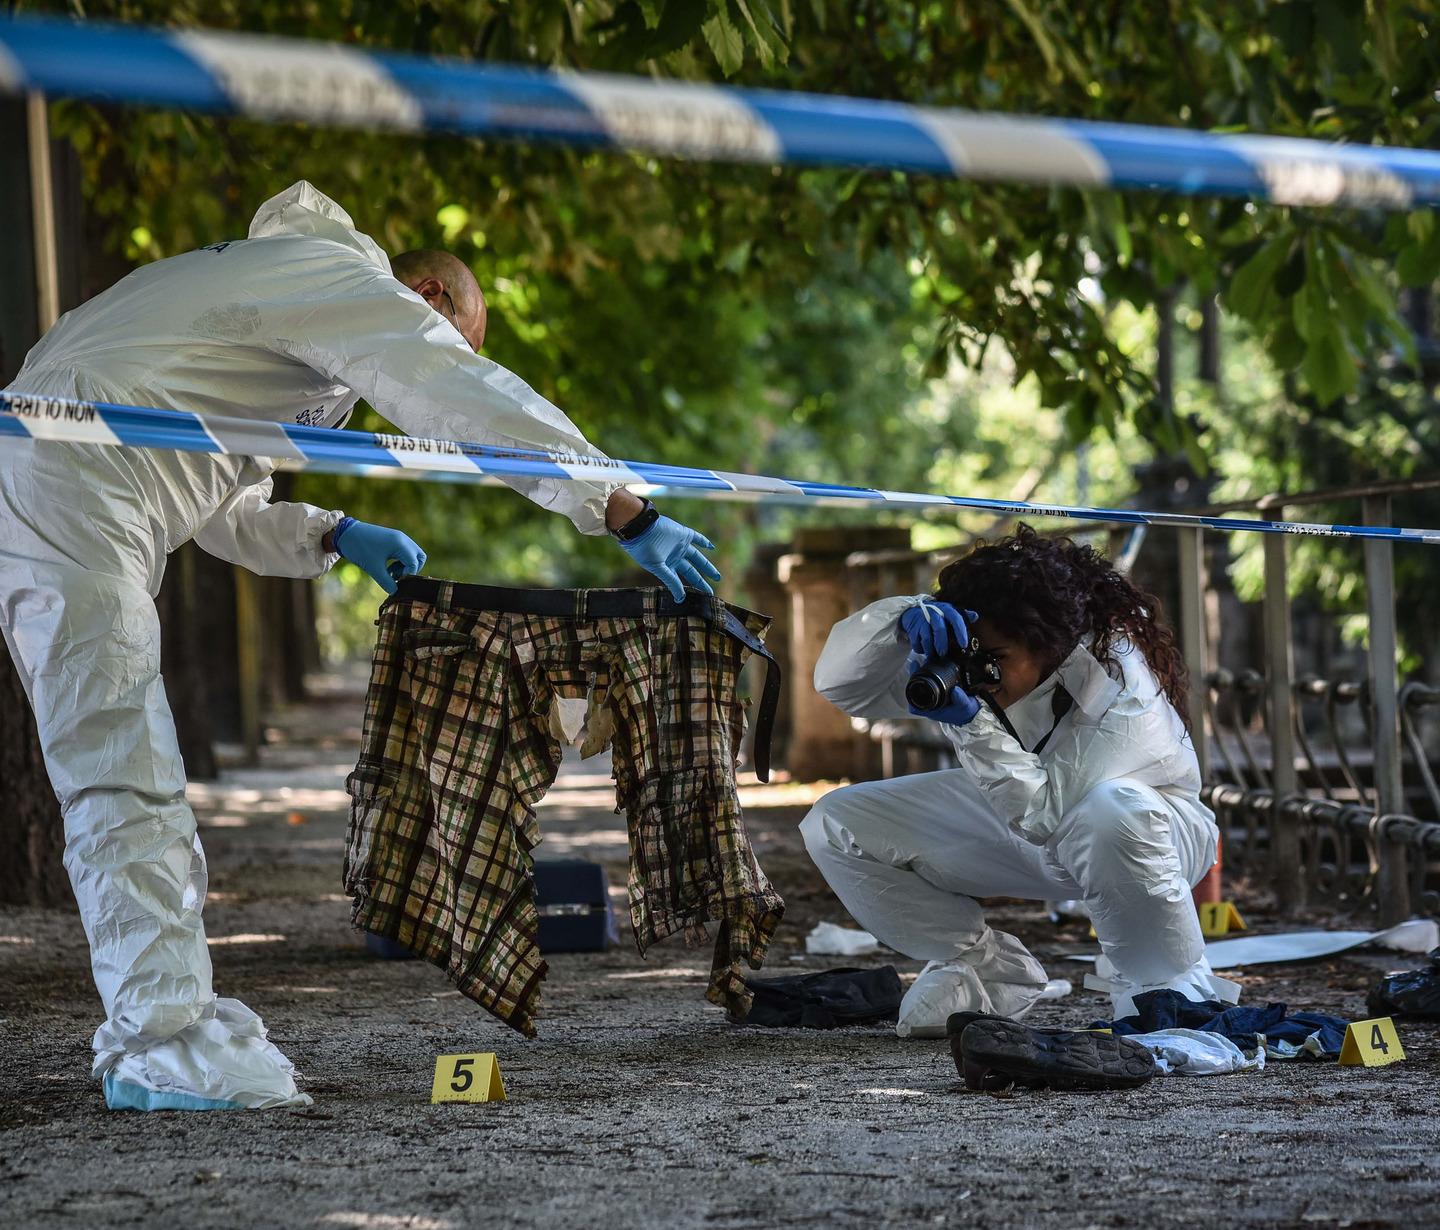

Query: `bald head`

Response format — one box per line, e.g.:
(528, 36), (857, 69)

(391, 249), (487, 351)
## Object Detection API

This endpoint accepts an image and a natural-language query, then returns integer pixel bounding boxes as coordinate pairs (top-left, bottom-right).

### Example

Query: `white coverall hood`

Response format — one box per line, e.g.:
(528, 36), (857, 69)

(0, 180), (624, 1109)
(248, 179), (393, 271)
(802, 594), (1232, 1033)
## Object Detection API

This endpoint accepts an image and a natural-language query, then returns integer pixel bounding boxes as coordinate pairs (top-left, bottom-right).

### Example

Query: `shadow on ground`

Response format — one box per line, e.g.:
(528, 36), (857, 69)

(2, 676), (1437, 1229)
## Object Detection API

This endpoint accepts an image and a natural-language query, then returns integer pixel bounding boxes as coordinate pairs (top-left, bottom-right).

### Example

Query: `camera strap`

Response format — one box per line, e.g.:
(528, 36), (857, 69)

(984, 686), (1074, 756)
(1033, 687), (1075, 755)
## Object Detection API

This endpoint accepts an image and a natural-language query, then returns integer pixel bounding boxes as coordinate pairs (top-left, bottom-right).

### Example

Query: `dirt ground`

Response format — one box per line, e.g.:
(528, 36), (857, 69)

(3, 677), (1438, 1230)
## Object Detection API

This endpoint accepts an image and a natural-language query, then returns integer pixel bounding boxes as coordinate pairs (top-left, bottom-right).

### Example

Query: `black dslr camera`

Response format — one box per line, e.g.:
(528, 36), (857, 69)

(905, 639), (1002, 712)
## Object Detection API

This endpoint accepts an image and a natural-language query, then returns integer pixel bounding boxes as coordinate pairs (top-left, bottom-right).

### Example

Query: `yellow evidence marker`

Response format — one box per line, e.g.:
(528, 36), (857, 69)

(1338, 1018), (1405, 1068)
(1197, 901), (1247, 938)
(431, 1052), (507, 1103)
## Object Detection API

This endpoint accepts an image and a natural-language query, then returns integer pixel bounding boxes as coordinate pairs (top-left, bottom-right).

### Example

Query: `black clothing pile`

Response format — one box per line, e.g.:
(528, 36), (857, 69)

(1367, 948), (1440, 1020)
(742, 966), (903, 1029)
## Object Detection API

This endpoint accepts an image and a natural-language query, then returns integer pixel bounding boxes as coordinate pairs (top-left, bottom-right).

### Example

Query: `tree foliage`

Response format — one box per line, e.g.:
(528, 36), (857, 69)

(30, 1), (1439, 422)
(16, 1), (1440, 652)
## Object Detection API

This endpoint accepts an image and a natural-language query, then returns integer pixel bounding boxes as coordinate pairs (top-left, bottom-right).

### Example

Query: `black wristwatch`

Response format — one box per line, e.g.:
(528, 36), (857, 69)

(611, 496), (661, 542)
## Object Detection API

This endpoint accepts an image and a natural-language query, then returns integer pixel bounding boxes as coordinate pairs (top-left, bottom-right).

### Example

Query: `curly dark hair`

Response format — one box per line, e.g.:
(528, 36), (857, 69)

(934, 523), (1190, 722)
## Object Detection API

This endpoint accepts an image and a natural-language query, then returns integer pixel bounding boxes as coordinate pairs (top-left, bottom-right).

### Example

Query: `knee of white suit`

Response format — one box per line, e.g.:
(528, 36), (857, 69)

(799, 786), (982, 961)
(62, 791), (195, 867)
(1055, 779), (1192, 901)
(1053, 778), (1207, 990)
(799, 798), (847, 864)
(799, 788), (893, 881)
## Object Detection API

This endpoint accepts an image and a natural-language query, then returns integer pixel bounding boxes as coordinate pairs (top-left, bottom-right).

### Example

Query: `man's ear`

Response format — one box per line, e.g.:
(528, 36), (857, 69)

(411, 275), (443, 300)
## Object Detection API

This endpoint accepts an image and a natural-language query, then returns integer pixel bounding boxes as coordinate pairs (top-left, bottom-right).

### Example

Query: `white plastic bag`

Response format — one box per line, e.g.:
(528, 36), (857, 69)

(805, 922), (881, 957)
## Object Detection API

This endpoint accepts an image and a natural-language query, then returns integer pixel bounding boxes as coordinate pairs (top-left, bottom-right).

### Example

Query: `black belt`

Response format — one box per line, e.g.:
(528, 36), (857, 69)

(393, 577), (782, 782)
(399, 576), (717, 620)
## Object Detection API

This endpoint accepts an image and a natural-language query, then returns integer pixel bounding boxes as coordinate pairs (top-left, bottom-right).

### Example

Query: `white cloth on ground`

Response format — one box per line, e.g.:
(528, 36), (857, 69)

(1124, 1028), (1265, 1076)
(805, 922), (881, 956)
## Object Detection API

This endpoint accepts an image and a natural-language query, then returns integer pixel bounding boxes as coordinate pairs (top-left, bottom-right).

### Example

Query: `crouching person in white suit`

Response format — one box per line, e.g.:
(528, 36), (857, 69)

(800, 525), (1234, 1036)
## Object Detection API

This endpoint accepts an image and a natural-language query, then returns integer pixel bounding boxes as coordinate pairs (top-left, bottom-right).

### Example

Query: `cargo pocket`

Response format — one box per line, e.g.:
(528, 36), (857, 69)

(402, 627), (509, 764)
(344, 764), (397, 897)
(402, 627), (476, 692)
(619, 765), (735, 950)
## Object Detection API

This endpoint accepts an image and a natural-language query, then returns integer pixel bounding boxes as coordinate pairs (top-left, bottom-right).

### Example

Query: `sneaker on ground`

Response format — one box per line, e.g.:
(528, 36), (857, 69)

(951, 1016), (1158, 1092)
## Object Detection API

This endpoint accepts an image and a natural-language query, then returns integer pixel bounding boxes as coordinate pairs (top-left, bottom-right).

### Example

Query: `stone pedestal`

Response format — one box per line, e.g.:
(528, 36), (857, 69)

(778, 527), (911, 781)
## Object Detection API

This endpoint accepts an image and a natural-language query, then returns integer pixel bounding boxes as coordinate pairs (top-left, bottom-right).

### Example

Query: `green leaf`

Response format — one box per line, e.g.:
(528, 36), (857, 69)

(1226, 233), (1292, 322)
(1002, 0), (1088, 83)
(1315, 0), (1367, 76)
(1397, 240), (1440, 288)
(720, 238), (752, 273)
(1348, 254), (1419, 368)
(637, 0), (664, 28)
(1182, 423), (1210, 478)
(1112, 215), (1132, 267)
(650, 0), (710, 58)
(730, 0), (787, 68)
(702, 9), (745, 74)
(1005, 0), (1059, 77)
(1292, 276), (1326, 343)
(1274, 243), (1307, 299)
(1302, 322), (1357, 406)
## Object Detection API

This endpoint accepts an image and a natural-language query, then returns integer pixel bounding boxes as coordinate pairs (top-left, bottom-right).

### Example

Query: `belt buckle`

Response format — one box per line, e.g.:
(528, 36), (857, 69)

(574, 589), (589, 621)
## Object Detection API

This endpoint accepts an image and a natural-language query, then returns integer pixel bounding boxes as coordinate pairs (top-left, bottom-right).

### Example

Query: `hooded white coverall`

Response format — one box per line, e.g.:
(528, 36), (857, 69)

(0, 182), (622, 1109)
(800, 595), (1236, 1037)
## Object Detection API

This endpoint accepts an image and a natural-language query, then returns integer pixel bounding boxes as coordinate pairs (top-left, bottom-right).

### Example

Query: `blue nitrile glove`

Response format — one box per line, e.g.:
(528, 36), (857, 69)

(906, 658), (983, 727)
(617, 515), (722, 603)
(899, 599), (977, 658)
(332, 516), (426, 595)
(901, 599), (982, 727)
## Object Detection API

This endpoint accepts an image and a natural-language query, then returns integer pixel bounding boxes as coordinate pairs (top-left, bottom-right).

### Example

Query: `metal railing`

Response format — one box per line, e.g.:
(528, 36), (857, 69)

(1206, 671), (1440, 918)
(1180, 477), (1440, 925)
(839, 476), (1440, 926)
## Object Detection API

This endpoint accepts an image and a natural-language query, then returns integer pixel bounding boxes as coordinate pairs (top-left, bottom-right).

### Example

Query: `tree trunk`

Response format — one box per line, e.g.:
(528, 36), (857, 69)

(296, 578), (323, 677)
(0, 98), (70, 905)
(261, 473), (315, 705)
(0, 642), (68, 906)
(261, 577), (318, 706)
(195, 549), (244, 745)
(157, 544), (219, 781)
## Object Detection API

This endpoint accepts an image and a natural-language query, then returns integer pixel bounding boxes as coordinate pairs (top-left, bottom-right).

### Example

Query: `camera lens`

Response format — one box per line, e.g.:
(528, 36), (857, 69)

(905, 673), (944, 711)
(905, 657), (963, 712)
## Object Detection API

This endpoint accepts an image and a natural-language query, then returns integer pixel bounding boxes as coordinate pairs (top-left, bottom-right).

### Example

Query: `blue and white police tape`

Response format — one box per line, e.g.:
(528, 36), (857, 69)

(1, 14), (1437, 210)
(2, 390), (1436, 545)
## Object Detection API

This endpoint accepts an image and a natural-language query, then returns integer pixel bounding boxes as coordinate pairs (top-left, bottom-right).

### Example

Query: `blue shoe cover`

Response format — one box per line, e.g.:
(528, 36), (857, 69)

(104, 1072), (242, 1112)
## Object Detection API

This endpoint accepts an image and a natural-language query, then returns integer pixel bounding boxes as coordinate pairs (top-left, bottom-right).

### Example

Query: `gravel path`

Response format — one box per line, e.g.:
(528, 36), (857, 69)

(3, 681), (1437, 1229)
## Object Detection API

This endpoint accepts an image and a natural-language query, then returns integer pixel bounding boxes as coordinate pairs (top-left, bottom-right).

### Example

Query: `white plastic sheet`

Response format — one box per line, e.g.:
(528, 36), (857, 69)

(805, 922), (881, 957)
(1204, 918), (1439, 969)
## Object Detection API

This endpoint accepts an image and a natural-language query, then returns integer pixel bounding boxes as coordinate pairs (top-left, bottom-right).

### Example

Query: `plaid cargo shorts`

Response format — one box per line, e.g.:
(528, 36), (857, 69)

(344, 577), (785, 1037)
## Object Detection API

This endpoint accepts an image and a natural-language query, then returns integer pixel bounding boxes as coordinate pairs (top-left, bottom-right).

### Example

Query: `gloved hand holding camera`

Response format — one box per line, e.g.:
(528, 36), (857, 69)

(899, 599), (994, 727)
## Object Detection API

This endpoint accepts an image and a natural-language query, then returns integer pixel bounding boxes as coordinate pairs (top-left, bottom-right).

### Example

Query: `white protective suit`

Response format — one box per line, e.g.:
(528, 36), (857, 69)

(0, 182), (622, 1109)
(800, 595), (1237, 1036)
